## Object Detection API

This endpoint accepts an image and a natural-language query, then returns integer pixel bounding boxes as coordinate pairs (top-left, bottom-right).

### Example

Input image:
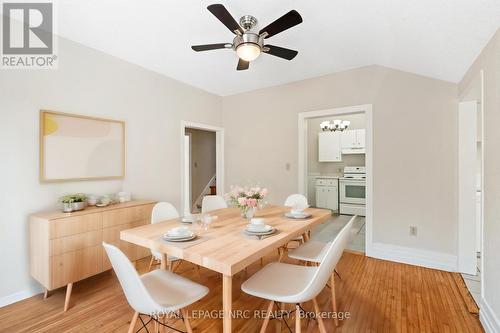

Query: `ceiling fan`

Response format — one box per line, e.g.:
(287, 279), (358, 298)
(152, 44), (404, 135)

(191, 4), (303, 70)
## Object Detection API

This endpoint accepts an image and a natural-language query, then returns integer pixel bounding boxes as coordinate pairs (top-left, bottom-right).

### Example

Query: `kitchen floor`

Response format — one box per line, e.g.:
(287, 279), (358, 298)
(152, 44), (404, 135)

(312, 213), (366, 253)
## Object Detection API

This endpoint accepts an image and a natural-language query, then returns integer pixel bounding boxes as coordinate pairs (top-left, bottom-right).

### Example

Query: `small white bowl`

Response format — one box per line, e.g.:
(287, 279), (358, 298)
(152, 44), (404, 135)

(250, 218), (265, 226)
(167, 227), (190, 237)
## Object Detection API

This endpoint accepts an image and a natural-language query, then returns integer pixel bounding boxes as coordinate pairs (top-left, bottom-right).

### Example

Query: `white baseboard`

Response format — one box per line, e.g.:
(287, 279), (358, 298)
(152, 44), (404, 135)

(481, 297), (500, 333)
(0, 287), (42, 308)
(368, 242), (457, 272)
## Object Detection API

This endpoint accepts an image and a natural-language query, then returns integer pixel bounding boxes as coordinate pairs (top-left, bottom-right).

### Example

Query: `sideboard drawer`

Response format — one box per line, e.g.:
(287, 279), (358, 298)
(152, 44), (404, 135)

(50, 230), (102, 256)
(50, 245), (103, 289)
(50, 213), (102, 239)
(102, 208), (135, 228)
(132, 204), (154, 221)
(103, 204), (154, 228)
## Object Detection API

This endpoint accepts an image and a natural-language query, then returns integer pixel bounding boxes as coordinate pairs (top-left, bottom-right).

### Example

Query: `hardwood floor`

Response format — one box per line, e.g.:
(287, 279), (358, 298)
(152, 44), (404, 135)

(0, 252), (483, 332)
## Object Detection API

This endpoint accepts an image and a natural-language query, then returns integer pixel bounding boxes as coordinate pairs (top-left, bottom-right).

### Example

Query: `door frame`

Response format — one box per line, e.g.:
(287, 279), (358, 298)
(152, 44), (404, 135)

(298, 104), (373, 255)
(457, 69), (484, 280)
(180, 121), (224, 215)
(457, 100), (479, 275)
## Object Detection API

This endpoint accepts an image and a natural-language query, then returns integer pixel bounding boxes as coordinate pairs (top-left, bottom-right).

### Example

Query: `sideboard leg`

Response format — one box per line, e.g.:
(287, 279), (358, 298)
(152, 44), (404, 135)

(64, 283), (73, 312)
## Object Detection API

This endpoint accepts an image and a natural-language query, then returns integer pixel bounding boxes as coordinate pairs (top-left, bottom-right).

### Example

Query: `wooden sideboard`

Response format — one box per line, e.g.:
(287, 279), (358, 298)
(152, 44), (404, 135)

(29, 200), (156, 311)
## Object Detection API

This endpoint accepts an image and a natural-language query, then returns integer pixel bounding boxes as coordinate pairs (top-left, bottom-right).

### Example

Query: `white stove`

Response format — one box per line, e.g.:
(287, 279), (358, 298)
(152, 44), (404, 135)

(339, 166), (366, 216)
(340, 166), (366, 180)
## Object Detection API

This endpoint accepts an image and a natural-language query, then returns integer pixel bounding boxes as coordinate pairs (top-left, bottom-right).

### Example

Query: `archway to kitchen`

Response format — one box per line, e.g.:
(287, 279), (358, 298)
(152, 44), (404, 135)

(298, 104), (373, 255)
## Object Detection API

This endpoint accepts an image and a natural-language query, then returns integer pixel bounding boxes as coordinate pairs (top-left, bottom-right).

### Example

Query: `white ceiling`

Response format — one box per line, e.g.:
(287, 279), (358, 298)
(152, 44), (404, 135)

(55, 0), (500, 96)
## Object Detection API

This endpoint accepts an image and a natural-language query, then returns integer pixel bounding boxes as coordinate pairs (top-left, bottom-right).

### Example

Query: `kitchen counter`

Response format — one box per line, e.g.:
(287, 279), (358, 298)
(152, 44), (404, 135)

(315, 175), (340, 179)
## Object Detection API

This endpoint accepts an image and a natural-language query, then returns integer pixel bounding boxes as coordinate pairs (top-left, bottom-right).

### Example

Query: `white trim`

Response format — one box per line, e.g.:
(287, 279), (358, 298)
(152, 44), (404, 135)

(180, 121), (224, 216)
(0, 287), (42, 308)
(479, 69), (485, 301)
(298, 104), (373, 255)
(183, 134), (192, 216)
(457, 100), (478, 274)
(480, 297), (500, 333)
(370, 242), (458, 272)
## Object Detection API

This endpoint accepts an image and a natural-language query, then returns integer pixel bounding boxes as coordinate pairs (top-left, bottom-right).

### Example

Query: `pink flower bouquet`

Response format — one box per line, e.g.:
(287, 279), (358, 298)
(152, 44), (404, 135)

(225, 185), (268, 219)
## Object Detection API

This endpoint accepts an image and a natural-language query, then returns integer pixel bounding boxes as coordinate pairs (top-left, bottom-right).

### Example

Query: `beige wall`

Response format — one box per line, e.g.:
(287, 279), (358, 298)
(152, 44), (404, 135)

(185, 128), (216, 209)
(222, 65), (458, 256)
(459, 28), (500, 325)
(0, 35), (221, 300)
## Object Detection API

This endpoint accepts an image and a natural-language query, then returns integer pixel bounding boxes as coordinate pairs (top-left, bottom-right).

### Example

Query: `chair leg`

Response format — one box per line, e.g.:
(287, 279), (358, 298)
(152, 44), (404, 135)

(43, 289), (49, 299)
(172, 260), (182, 273)
(335, 268), (342, 280)
(312, 298), (326, 333)
(148, 256), (155, 271)
(295, 304), (301, 333)
(278, 248), (286, 262)
(260, 300), (274, 333)
(64, 283), (73, 312)
(331, 273), (339, 326)
(195, 265), (202, 280)
(127, 312), (139, 333)
(181, 308), (193, 333)
(275, 302), (282, 332)
(260, 257), (264, 266)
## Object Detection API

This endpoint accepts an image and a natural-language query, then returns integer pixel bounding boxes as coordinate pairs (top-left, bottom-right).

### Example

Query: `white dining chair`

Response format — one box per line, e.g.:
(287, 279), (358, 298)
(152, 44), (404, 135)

(103, 243), (208, 333)
(287, 218), (357, 324)
(149, 202), (181, 271)
(284, 194), (309, 209)
(201, 195), (227, 213)
(241, 217), (354, 332)
(280, 194), (310, 260)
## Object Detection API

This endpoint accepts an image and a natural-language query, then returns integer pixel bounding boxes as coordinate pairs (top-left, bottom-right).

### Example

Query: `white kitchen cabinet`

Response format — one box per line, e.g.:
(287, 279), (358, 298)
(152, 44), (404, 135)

(318, 132), (342, 162)
(341, 129), (365, 154)
(315, 178), (338, 211)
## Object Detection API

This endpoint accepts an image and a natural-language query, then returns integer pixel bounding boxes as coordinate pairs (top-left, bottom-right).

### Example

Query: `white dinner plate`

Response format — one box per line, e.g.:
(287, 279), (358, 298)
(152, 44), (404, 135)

(245, 224), (272, 233)
(244, 227), (276, 236)
(284, 212), (312, 219)
(163, 230), (194, 239)
(162, 234), (196, 242)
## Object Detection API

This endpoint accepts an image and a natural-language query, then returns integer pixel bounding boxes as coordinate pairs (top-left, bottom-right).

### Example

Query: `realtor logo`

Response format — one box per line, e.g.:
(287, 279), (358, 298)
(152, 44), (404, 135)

(2, 1), (57, 68)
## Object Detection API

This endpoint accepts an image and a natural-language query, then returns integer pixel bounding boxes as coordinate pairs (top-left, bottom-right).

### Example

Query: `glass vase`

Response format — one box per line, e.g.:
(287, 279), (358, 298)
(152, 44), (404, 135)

(241, 206), (256, 220)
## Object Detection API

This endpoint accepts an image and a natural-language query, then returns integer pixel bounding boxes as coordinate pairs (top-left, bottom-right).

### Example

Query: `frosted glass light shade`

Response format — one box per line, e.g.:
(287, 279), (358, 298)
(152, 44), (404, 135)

(236, 43), (261, 61)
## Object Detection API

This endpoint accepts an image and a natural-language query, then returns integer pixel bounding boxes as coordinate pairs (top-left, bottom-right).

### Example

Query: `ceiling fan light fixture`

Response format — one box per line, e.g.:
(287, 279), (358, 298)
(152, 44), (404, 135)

(236, 43), (261, 62)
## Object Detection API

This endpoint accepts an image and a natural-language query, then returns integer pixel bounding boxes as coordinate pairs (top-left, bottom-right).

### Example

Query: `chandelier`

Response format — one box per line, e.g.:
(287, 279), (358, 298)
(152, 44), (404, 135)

(320, 120), (351, 132)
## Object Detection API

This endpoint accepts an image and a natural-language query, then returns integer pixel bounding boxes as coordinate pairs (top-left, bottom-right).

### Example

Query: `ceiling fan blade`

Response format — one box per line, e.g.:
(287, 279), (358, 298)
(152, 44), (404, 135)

(259, 10), (303, 38)
(237, 58), (249, 70)
(263, 45), (298, 60)
(207, 4), (244, 35)
(191, 43), (230, 51)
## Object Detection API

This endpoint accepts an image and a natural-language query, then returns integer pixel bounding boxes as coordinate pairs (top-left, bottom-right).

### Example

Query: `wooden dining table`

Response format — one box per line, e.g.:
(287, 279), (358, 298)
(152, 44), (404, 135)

(120, 204), (331, 333)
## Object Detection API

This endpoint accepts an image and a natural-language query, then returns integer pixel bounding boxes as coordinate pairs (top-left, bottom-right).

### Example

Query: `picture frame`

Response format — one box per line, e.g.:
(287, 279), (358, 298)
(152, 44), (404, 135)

(39, 110), (125, 182)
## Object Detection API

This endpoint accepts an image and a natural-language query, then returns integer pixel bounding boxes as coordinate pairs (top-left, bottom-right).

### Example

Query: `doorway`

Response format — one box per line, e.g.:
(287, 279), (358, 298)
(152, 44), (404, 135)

(180, 121), (224, 216)
(298, 104), (373, 255)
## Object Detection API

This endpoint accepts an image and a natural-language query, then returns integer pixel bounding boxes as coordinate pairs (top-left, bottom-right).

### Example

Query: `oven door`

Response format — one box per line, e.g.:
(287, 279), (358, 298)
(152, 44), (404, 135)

(340, 179), (366, 204)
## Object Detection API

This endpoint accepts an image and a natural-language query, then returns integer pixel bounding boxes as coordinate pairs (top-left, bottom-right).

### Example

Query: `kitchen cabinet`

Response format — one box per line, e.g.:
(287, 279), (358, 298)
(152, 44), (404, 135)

(318, 132), (342, 162)
(341, 129), (365, 154)
(315, 178), (339, 211)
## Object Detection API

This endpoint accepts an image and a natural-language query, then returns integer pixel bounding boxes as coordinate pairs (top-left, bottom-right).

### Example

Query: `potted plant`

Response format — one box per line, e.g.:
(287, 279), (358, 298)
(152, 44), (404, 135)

(60, 193), (87, 212)
(226, 185), (268, 219)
